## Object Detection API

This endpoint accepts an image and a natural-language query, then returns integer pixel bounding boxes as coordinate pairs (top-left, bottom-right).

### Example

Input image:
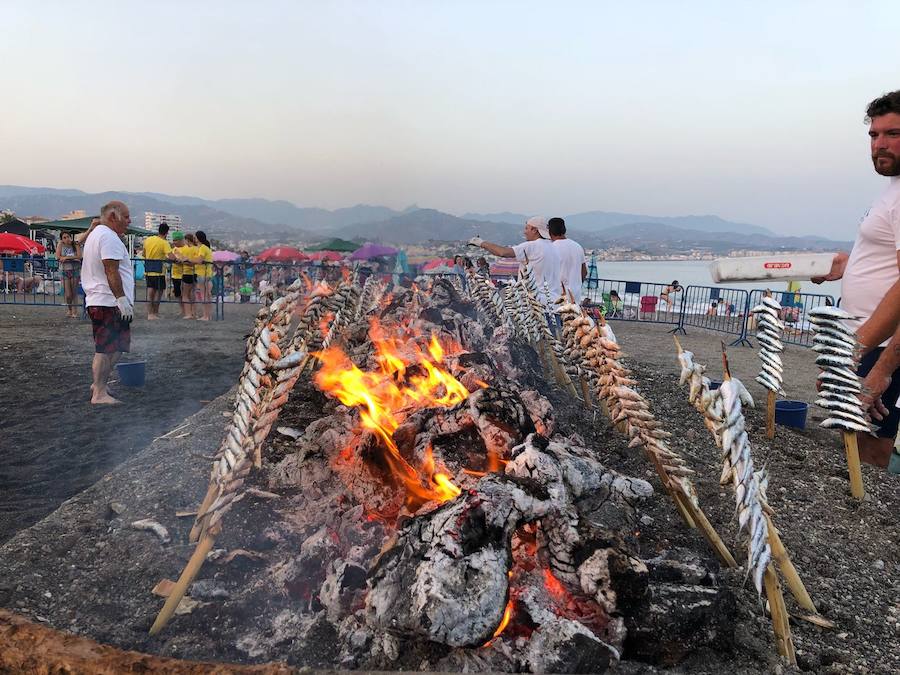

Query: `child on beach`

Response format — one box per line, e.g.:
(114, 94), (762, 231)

(55, 231), (81, 318)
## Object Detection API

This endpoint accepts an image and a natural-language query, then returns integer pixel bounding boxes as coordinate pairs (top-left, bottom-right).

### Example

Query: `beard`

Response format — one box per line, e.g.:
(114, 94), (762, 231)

(872, 152), (900, 176)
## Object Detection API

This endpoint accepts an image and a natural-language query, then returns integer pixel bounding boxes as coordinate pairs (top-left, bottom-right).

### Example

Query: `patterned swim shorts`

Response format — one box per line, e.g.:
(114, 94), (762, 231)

(87, 306), (131, 354)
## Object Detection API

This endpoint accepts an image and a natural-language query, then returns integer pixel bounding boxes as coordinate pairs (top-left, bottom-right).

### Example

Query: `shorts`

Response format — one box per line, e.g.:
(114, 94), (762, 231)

(146, 275), (166, 291)
(857, 348), (900, 439)
(87, 306), (131, 354)
(181, 274), (196, 284)
(172, 279), (182, 298)
(62, 269), (79, 280)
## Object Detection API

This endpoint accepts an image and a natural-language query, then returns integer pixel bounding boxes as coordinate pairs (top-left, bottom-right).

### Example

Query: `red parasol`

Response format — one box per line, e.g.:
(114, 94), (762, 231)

(254, 246), (308, 263)
(0, 232), (46, 255)
(306, 250), (343, 262)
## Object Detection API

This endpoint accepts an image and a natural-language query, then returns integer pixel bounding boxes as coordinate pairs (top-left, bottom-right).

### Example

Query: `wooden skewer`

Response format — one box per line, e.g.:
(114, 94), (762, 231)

(150, 523), (221, 635)
(766, 390), (777, 439)
(763, 564), (797, 665)
(189, 485), (218, 543)
(673, 335), (683, 354)
(580, 379), (593, 409)
(842, 431), (864, 500)
(765, 514), (817, 613)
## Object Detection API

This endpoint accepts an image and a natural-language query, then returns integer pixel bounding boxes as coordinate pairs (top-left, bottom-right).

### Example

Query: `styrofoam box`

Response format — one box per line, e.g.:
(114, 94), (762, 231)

(709, 253), (836, 283)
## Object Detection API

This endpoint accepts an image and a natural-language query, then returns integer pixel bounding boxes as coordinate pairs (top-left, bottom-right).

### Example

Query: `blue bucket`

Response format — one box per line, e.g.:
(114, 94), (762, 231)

(775, 400), (808, 429)
(708, 380), (723, 391)
(116, 361), (146, 387)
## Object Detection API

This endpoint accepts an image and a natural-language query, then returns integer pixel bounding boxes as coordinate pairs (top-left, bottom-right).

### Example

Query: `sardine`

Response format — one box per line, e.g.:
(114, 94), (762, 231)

(812, 333), (856, 349)
(761, 296), (782, 312)
(817, 391), (861, 407)
(811, 343), (855, 357)
(753, 544), (771, 594)
(815, 398), (865, 416)
(816, 354), (856, 369)
(821, 417), (870, 433)
(808, 306), (857, 320)
(811, 321), (856, 338)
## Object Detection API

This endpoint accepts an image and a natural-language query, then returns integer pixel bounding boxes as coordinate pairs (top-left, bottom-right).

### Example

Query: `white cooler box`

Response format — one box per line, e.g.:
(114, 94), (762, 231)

(709, 253), (835, 283)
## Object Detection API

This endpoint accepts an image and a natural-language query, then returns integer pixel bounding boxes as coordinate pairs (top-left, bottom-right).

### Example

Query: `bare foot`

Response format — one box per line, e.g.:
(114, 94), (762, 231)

(182, 315), (194, 320)
(147, 314), (160, 321)
(91, 392), (122, 405)
(197, 317), (210, 321)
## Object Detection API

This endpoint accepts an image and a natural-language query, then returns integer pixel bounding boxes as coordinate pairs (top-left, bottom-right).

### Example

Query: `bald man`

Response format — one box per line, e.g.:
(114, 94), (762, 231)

(81, 200), (135, 404)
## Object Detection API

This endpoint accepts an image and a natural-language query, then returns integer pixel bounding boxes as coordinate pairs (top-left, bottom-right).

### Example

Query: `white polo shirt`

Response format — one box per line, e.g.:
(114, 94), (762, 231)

(512, 237), (562, 305)
(841, 176), (900, 339)
(81, 224), (135, 307)
(553, 237), (587, 304)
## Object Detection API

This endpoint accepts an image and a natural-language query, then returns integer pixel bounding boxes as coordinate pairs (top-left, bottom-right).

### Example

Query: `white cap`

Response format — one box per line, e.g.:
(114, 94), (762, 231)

(526, 216), (550, 239)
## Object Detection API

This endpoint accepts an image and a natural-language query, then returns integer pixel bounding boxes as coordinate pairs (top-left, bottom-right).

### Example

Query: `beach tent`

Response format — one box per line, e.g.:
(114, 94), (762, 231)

(305, 238), (360, 253)
(348, 243), (398, 261)
(306, 250), (344, 262)
(0, 217), (30, 237)
(37, 215), (148, 236)
(489, 260), (520, 277)
(0, 232), (46, 255)
(212, 250), (241, 262)
(255, 246), (308, 263)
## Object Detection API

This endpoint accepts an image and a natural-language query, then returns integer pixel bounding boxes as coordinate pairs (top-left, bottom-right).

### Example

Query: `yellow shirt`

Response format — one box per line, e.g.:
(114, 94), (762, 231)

(196, 244), (213, 277)
(171, 245), (184, 279)
(143, 235), (172, 276)
(179, 245), (198, 277)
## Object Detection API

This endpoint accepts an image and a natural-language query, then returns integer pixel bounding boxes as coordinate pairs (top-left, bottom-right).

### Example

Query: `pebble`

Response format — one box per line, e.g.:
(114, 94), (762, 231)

(874, 560), (885, 570)
(640, 515), (654, 526)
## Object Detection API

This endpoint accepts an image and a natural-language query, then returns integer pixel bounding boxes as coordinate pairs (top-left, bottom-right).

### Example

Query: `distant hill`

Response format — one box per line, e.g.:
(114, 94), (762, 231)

(464, 209), (774, 236)
(335, 208), (522, 244)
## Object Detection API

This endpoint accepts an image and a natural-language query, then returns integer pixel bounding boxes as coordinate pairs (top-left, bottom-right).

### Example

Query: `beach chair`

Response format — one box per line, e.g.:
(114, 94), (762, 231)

(639, 295), (658, 319)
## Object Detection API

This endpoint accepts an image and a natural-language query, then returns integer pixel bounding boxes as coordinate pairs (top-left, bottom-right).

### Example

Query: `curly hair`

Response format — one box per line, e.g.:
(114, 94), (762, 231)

(866, 90), (900, 121)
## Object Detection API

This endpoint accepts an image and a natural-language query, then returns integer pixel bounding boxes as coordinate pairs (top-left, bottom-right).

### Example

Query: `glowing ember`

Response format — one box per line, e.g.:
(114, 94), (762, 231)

(492, 601), (514, 638)
(314, 321), (472, 508)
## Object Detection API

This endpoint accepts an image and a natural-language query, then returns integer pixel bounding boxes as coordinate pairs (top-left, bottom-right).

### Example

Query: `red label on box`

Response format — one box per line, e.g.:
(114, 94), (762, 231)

(764, 262), (792, 269)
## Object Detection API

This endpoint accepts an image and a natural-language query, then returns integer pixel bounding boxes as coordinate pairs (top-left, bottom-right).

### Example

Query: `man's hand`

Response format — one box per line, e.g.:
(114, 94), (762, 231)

(811, 251), (849, 284)
(859, 369), (892, 421)
(468, 235), (484, 248)
(116, 296), (134, 321)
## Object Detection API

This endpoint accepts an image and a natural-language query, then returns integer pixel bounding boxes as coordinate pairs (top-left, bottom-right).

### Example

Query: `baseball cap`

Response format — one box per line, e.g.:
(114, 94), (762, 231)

(172, 231), (185, 241)
(526, 216), (550, 239)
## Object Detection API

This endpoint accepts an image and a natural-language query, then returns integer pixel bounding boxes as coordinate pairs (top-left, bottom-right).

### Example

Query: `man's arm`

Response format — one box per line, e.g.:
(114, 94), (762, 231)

(102, 258), (125, 298)
(477, 241), (516, 258)
(856, 264), (900, 352)
(581, 263), (588, 281)
(811, 251), (850, 284)
(860, 323), (900, 420)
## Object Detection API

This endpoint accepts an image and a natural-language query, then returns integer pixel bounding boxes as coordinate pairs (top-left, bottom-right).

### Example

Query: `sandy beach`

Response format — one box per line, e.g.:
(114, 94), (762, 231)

(0, 302), (261, 545)
(0, 308), (897, 672)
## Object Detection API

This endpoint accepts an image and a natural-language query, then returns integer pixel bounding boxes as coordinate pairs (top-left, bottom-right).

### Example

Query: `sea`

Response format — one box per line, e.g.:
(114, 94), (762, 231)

(589, 260), (842, 300)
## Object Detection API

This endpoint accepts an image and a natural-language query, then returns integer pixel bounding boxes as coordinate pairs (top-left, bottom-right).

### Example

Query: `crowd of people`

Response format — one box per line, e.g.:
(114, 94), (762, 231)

(142, 223), (214, 321)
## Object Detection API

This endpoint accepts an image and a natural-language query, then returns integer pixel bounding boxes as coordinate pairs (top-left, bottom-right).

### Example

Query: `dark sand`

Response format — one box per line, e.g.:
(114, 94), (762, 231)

(0, 302), (262, 545)
(0, 316), (898, 672)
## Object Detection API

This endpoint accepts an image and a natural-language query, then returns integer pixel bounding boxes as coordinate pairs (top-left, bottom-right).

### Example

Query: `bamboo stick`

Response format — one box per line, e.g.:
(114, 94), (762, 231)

(766, 390), (776, 439)
(149, 524), (221, 635)
(763, 565), (796, 665)
(188, 485), (218, 543)
(765, 515), (816, 613)
(842, 431), (864, 500)
(580, 379), (593, 409)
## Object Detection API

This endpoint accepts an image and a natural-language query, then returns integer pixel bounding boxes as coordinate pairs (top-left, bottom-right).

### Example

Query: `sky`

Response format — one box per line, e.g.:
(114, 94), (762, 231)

(2, 1), (898, 238)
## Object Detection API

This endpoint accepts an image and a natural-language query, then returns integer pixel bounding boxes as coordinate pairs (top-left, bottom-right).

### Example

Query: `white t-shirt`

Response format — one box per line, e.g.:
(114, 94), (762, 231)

(841, 176), (900, 339)
(553, 237), (587, 304)
(81, 224), (135, 307)
(512, 237), (561, 305)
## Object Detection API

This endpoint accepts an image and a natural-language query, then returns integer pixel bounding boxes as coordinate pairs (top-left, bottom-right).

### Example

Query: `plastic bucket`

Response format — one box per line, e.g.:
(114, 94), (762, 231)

(116, 361), (146, 387)
(775, 400), (808, 429)
(708, 380), (723, 391)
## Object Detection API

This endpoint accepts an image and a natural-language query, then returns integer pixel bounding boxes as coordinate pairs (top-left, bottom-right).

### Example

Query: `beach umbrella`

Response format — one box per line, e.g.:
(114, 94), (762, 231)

(0, 232), (45, 255)
(489, 260), (520, 277)
(421, 258), (455, 271)
(212, 250), (241, 262)
(348, 242), (398, 261)
(305, 238), (360, 253)
(255, 246), (308, 263)
(306, 250), (343, 262)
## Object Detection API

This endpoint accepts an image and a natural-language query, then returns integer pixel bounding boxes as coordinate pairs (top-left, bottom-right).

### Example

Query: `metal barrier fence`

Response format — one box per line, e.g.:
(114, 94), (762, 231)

(746, 289), (836, 347)
(582, 278), (685, 330)
(678, 285), (752, 346)
(1, 256), (220, 319)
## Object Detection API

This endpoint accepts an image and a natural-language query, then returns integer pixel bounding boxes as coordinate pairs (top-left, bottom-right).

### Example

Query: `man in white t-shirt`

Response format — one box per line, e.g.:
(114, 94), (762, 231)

(813, 90), (900, 469)
(468, 216), (562, 305)
(548, 217), (587, 304)
(81, 200), (135, 405)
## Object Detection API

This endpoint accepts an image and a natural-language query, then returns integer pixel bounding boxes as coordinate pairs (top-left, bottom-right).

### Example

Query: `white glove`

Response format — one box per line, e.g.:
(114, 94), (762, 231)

(116, 295), (134, 321)
(468, 235), (484, 247)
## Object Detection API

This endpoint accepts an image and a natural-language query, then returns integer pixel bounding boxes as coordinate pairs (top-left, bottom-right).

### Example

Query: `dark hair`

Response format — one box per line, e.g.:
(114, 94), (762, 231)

(610, 290), (620, 297)
(158, 222), (169, 236)
(196, 230), (210, 247)
(548, 217), (566, 236)
(866, 90), (900, 120)
(671, 280), (679, 286)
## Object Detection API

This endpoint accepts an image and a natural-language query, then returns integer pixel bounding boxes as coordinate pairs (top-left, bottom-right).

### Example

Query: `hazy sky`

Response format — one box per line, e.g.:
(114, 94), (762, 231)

(2, 1), (898, 237)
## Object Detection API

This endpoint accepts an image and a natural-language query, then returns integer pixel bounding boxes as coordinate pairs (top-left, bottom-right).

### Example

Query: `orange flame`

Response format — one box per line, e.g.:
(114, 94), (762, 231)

(314, 321), (470, 508)
(492, 601), (513, 638)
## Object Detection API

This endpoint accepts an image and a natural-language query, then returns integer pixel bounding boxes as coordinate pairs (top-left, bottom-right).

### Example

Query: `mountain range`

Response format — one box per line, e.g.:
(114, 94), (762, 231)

(0, 184), (849, 252)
